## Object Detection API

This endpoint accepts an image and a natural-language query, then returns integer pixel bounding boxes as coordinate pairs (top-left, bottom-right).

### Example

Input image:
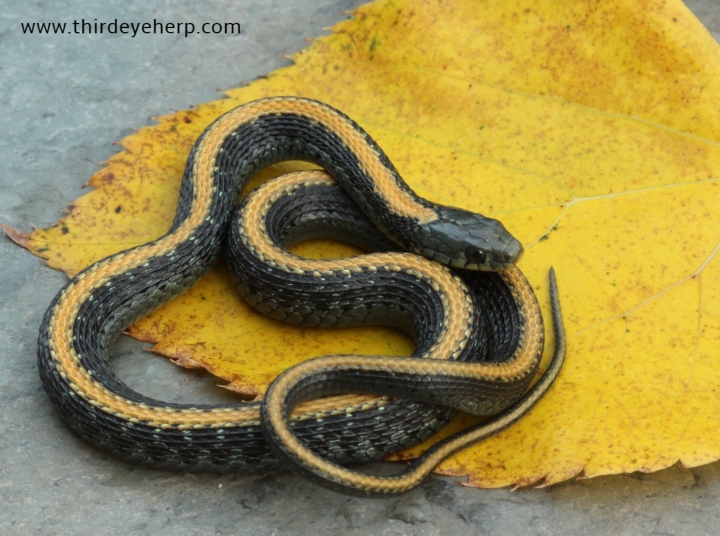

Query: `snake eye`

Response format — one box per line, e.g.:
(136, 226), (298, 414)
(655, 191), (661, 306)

(465, 247), (487, 264)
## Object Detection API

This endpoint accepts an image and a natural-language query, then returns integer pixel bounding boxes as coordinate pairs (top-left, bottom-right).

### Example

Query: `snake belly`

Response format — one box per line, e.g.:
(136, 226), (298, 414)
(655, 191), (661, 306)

(36, 96), (541, 476)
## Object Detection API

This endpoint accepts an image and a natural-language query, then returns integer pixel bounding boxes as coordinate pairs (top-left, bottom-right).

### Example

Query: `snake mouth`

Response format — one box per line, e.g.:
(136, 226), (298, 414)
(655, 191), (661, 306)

(459, 260), (516, 271)
(438, 256), (514, 271)
(444, 242), (524, 271)
(423, 244), (523, 271)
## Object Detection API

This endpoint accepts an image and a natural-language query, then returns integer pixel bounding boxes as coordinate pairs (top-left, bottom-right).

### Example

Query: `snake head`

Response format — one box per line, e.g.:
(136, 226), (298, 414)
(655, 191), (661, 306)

(417, 206), (523, 271)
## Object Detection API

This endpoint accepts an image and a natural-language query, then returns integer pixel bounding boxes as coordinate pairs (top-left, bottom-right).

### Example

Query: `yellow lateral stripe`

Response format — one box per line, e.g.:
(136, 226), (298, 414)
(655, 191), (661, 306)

(241, 170), (542, 379)
(48, 98), (539, 431)
(203, 97), (437, 222)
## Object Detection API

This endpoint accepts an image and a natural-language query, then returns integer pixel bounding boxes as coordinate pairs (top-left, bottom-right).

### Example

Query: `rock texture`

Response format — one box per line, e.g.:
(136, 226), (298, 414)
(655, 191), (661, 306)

(1, 0), (719, 534)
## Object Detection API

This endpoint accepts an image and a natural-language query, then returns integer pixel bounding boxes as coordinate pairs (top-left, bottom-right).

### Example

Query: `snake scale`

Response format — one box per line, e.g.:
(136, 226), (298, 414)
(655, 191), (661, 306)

(36, 97), (564, 496)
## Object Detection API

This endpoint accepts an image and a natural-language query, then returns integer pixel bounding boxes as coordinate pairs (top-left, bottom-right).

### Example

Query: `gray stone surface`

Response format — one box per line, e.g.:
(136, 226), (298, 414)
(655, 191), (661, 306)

(1, 0), (719, 534)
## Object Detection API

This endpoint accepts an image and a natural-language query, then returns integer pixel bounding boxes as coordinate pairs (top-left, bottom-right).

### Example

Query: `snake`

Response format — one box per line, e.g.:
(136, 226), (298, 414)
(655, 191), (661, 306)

(36, 96), (565, 496)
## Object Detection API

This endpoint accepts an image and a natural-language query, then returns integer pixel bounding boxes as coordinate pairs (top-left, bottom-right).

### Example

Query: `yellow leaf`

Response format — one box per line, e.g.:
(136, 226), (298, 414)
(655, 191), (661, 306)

(14, 0), (720, 488)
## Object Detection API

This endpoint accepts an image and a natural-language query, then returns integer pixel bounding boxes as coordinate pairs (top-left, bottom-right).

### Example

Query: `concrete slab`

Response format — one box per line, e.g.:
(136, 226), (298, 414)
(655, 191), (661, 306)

(1, 0), (719, 534)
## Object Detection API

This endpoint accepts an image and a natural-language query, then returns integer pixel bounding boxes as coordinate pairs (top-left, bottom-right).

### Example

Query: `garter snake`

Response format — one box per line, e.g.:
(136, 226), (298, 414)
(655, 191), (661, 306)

(36, 96), (564, 496)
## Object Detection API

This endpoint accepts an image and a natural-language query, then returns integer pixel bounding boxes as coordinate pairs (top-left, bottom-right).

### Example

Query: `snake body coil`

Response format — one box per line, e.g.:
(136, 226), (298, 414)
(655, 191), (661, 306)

(36, 97), (563, 496)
